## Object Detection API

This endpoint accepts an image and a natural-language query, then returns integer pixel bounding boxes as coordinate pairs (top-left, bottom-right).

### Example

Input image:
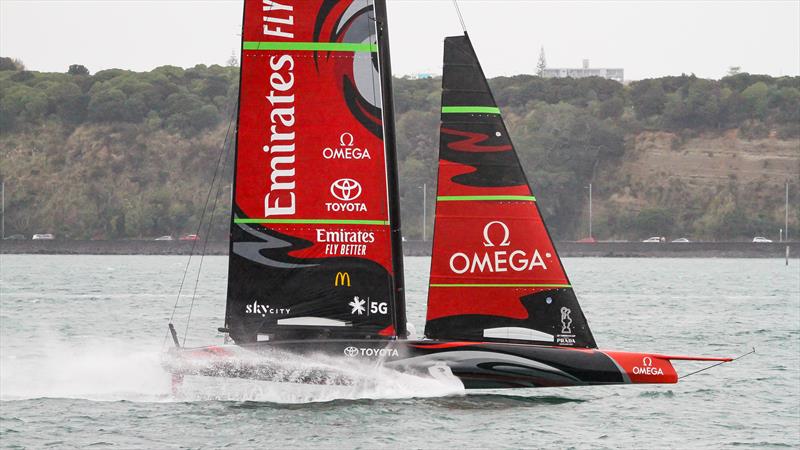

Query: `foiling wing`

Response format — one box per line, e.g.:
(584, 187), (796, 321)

(227, 0), (403, 344)
(425, 34), (596, 348)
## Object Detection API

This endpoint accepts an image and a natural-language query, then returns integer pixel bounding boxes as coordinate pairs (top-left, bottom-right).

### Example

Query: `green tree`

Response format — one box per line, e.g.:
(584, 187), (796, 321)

(0, 57), (20, 71)
(68, 64), (90, 76)
(631, 80), (666, 119)
(631, 208), (675, 237)
(88, 88), (128, 122)
(740, 81), (770, 119)
(45, 81), (88, 125)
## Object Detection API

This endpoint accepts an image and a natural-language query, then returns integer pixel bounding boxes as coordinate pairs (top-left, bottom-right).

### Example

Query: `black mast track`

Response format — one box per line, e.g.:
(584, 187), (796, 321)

(374, 0), (407, 338)
(223, 1), (248, 335)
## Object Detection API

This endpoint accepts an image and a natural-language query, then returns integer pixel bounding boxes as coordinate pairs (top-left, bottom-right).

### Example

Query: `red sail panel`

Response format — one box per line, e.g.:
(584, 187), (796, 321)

(226, 0), (399, 343)
(424, 35), (596, 348)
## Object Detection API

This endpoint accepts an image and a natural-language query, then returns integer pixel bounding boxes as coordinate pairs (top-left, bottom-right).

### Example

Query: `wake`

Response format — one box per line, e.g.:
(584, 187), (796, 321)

(0, 339), (464, 403)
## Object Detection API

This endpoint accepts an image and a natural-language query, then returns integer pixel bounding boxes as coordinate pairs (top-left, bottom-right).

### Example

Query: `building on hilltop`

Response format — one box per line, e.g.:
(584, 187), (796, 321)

(404, 72), (437, 80)
(542, 59), (624, 82)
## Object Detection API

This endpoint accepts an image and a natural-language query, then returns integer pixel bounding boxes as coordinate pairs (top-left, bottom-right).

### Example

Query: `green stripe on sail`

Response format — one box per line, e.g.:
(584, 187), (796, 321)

(235, 218), (389, 225)
(243, 41), (377, 52)
(430, 283), (571, 288)
(441, 106), (501, 114)
(437, 195), (536, 202)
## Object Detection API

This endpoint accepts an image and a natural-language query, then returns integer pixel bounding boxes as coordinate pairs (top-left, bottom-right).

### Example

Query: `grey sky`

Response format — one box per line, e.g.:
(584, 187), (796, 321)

(1, 0), (798, 80)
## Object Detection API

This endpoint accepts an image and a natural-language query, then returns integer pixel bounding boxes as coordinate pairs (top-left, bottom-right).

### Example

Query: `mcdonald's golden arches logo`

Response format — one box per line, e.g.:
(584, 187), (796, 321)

(334, 272), (351, 287)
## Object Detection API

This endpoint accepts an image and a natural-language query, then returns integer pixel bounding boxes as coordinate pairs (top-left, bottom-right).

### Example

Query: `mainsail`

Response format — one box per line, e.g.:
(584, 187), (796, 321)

(226, 0), (405, 343)
(424, 34), (596, 348)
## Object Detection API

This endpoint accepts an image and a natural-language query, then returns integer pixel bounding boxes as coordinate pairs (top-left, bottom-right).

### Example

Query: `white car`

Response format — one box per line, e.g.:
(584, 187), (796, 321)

(752, 236), (772, 243)
(671, 238), (690, 243)
(155, 236), (174, 241)
(642, 236), (662, 243)
(32, 233), (55, 240)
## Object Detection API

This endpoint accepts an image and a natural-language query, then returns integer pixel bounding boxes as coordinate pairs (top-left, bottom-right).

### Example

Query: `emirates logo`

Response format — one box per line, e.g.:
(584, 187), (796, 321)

(330, 178), (362, 201)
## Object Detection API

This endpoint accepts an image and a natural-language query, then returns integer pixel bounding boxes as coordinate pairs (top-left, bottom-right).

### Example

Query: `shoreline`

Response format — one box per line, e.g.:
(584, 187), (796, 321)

(1, 240), (797, 258)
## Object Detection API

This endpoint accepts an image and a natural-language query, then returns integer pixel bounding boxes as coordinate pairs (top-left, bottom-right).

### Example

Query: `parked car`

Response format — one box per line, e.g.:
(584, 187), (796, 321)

(671, 238), (691, 243)
(642, 236), (664, 243)
(179, 234), (199, 241)
(752, 236), (772, 243)
(3, 234), (25, 240)
(32, 233), (55, 240)
(155, 235), (174, 241)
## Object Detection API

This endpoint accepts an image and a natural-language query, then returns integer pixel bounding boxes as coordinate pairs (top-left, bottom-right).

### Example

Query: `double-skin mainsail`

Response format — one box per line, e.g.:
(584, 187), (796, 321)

(425, 34), (596, 348)
(226, 0), (406, 344)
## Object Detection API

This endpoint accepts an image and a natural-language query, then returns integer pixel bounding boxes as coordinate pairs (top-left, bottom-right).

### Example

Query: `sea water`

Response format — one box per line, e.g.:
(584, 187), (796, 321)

(0, 255), (797, 448)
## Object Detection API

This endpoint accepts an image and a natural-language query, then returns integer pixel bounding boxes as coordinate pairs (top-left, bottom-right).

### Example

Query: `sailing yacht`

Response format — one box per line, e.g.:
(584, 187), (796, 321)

(165, 0), (730, 390)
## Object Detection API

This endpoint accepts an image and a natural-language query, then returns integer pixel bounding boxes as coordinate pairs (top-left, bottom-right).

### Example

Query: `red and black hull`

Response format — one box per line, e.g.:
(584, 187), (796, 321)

(165, 340), (729, 390)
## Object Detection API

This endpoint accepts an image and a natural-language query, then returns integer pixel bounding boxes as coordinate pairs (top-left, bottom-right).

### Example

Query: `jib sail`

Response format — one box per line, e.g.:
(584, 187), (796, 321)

(424, 34), (596, 348)
(226, 0), (405, 344)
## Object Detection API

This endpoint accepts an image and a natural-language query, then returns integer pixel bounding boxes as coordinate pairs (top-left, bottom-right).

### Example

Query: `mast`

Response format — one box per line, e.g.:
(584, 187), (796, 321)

(374, 0), (407, 338)
(222, 0), (248, 334)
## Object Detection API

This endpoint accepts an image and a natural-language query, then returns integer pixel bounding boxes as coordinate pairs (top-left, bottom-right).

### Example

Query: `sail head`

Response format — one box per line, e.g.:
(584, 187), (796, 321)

(425, 35), (596, 348)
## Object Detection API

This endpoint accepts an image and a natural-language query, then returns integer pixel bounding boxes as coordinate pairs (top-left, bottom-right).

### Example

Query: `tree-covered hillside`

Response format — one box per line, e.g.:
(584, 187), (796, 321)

(1, 57), (798, 241)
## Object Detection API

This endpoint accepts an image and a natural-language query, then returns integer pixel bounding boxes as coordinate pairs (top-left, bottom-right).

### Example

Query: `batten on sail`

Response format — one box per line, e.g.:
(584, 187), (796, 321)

(424, 34), (596, 348)
(225, 0), (404, 344)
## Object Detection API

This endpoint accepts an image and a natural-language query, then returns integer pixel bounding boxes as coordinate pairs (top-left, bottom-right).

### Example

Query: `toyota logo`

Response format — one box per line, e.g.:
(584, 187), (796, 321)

(330, 178), (362, 201)
(343, 346), (359, 357)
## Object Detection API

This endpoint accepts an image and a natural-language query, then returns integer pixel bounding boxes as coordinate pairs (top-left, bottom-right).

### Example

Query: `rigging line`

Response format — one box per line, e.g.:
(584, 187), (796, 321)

(162, 105), (237, 350)
(452, 0), (467, 33)
(183, 115), (235, 346)
(679, 348), (755, 379)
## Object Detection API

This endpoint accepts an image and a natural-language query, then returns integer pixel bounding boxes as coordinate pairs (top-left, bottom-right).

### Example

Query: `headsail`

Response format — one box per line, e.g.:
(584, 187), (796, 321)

(424, 34), (596, 348)
(226, 0), (405, 344)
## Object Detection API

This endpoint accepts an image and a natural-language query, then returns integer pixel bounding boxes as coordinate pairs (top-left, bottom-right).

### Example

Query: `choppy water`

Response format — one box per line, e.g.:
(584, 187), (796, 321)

(0, 255), (798, 449)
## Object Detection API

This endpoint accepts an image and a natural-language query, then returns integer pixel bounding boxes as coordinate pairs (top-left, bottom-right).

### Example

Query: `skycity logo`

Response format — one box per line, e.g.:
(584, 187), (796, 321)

(449, 221), (549, 274)
(323, 132), (372, 160)
(326, 178), (367, 212)
(245, 300), (291, 318)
